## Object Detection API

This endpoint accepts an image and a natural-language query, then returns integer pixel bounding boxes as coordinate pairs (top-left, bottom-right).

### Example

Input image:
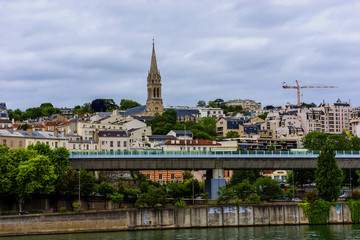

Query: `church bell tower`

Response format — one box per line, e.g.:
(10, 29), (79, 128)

(146, 40), (164, 116)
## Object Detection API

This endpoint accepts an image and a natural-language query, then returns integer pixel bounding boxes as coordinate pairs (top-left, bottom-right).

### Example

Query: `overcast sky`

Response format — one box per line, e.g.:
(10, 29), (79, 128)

(1, 0), (359, 110)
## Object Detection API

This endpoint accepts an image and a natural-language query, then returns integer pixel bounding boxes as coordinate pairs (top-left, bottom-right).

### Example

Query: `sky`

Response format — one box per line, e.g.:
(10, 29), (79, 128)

(1, 0), (359, 110)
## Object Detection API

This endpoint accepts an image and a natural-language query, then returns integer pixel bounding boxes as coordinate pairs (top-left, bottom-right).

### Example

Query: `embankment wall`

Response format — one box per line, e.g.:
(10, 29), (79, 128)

(0, 203), (353, 236)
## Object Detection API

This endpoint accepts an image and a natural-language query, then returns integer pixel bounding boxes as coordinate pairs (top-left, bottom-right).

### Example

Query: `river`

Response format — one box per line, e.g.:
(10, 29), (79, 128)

(2, 225), (360, 240)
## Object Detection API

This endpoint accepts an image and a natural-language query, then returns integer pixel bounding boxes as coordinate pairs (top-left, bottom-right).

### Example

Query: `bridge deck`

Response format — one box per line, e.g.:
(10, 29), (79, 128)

(70, 151), (360, 170)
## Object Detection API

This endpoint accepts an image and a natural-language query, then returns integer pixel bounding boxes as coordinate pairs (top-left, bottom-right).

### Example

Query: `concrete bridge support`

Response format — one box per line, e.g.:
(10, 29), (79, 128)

(205, 169), (226, 199)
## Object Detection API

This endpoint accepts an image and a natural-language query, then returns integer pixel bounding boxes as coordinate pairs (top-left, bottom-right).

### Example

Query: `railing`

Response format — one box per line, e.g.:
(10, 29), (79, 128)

(69, 150), (360, 158)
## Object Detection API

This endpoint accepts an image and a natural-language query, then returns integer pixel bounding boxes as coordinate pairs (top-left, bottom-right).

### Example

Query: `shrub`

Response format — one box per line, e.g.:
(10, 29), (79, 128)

(108, 192), (124, 207)
(303, 191), (319, 204)
(244, 193), (260, 204)
(298, 200), (333, 224)
(59, 207), (67, 213)
(175, 198), (186, 208)
(72, 202), (80, 212)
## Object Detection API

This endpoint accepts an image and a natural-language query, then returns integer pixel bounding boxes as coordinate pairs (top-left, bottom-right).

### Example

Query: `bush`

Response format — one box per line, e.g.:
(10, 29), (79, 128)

(298, 200), (332, 224)
(244, 193), (260, 204)
(135, 185), (167, 209)
(254, 177), (283, 201)
(108, 192), (124, 207)
(175, 198), (186, 208)
(59, 207), (67, 213)
(285, 187), (298, 200)
(28, 209), (43, 214)
(303, 191), (319, 204)
(72, 202), (80, 212)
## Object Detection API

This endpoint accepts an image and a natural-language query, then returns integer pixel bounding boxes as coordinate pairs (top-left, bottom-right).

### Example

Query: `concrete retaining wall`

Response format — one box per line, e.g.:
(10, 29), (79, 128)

(0, 203), (354, 236)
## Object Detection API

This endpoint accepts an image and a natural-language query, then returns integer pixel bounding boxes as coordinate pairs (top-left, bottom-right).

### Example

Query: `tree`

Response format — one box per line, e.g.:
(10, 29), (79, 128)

(315, 143), (343, 201)
(225, 131), (240, 138)
(197, 117), (217, 137)
(197, 100), (206, 107)
(301, 102), (317, 108)
(258, 112), (269, 120)
(91, 99), (117, 112)
(232, 179), (255, 200)
(207, 101), (218, 108)
(135, 185), (167, 209)
(286, 170), (315, 187)
(301, 131), (328, 150)
(14, 155), (57, 212)
(254, 177), (283, 201)
(119, 99), (141, 110)
(229, 170), (260, 186)
(182, 170), (193, 181)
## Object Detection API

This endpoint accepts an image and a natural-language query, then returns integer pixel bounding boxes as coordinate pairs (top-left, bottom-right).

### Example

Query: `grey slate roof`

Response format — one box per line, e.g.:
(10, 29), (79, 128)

(123, 105), (147, 116)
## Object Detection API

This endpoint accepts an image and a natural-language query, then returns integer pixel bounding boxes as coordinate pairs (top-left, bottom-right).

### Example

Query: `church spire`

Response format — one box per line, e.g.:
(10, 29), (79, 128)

(150, 38), (159, 74)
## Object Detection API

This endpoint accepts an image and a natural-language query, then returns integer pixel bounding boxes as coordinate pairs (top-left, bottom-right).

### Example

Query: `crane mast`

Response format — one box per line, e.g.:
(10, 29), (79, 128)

(282, 80), (338, 106)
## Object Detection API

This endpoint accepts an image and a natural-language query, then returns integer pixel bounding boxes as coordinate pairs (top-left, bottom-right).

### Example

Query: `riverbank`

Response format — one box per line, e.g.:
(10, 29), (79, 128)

(0, 203), (353, 236)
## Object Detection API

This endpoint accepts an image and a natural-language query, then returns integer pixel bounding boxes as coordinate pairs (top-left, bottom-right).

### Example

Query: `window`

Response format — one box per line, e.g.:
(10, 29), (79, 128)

(95, 145), (97, 150)
(124, 141), (127, 147)
(110, 141), (113, 147)
(159, 174), (163, 180)
(117, 141), (121, 147)
(19, 141), (23, 147)
(102, 141), (105, 145)
(171, 174), (175, 180)
(147, 174), (151, 180)
(55, 142), (58, 148)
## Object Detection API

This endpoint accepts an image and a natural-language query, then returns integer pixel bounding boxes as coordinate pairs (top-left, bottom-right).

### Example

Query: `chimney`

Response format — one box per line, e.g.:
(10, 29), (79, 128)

(92, 129), (99, 142)
(26, 128), (33, 136)
(54, 129), (59, 137)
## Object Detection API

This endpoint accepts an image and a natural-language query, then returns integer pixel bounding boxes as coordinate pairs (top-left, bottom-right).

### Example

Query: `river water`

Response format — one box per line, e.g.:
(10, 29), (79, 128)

(3, 225), (360, 240)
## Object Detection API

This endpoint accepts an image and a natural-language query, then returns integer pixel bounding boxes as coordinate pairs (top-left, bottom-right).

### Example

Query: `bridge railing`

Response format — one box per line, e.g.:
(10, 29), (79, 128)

(69, 150), (360, 157)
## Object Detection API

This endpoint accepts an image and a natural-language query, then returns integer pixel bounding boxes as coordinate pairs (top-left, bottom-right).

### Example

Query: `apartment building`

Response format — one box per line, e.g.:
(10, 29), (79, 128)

(225, 99), (262, 111)
(0, 129), (67, 149)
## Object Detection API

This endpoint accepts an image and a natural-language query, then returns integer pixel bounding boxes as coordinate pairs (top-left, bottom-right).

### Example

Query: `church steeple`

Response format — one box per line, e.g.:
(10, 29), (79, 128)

(146, 39), (163, 116)
(150, 39), (159, 75)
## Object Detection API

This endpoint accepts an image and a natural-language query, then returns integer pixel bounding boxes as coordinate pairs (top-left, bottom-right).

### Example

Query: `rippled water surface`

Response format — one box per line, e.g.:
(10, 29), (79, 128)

(4, 225), (360, 240)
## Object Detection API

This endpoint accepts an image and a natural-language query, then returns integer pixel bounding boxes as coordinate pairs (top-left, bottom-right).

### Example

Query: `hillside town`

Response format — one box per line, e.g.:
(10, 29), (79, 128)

(1, 43), (359, 184)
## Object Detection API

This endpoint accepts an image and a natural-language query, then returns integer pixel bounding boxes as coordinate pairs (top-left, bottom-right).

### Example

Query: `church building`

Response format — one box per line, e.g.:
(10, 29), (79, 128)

(124, 41), (164, 117)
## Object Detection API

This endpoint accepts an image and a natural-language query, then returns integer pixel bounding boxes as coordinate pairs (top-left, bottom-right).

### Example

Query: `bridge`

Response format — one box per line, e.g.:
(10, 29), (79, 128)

(70, 150), (360, 171)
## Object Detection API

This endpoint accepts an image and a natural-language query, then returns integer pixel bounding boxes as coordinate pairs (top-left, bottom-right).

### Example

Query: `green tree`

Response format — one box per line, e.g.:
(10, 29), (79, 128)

(207, 101), (218, 108)
(217, 186), (235, 204)
(15, 155), (57, 212)
(225, 131), (240, 138)
(286, 170), (315, 187)
(182, 170), (193, 181)
(301, 102), (317, 108)
(351, 137), (360, 150)
(98, 181), (115, 199)
(108, 192), (124, 207)
(254, 177), (283, 201)
(135, 185), (167, 209)
(232, 179), (255, 200)
(197, 100), (206, 107)
(258, 112), (269, 120)
(315, 143), (343, 201)
(230, 170), (260, 186)
(301, 131), (329, 150)
(197, 117), (217, 137)
(119, 99), (141, 110)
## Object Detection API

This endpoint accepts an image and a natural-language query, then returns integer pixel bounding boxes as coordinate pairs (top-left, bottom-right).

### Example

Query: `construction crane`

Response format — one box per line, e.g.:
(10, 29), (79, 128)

(282, 80), (338, 106)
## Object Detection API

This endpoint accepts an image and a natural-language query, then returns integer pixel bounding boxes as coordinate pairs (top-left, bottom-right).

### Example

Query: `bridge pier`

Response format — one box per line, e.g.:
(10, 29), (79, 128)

(205, 169), (226, 199)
